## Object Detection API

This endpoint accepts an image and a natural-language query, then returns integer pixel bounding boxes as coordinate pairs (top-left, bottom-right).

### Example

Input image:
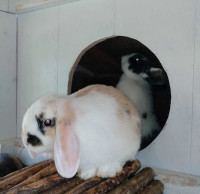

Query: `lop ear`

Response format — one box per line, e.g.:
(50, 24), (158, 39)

(54, 118), (80, 178)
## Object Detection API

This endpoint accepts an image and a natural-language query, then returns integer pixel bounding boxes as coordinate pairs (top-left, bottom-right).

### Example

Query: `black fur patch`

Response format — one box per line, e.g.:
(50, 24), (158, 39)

(128, 54), (151, 74)
(35, 113), (45, 134)
(126, 109), (130, 115)
(27, 133), (42, 146)
(36, 114), (56, 135)
(142, 112), (147, 119)
(140, 129), (159, 150)
(153, 129), (159, 137)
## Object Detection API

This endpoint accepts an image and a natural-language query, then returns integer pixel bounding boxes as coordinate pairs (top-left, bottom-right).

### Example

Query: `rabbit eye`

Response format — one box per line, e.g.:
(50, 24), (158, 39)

(136, 58), (140, 62)
(44, 119), (52, 127)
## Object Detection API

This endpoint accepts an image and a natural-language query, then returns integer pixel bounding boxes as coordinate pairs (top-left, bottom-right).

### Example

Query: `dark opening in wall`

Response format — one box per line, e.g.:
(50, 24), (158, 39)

(68, 36), (171, 150)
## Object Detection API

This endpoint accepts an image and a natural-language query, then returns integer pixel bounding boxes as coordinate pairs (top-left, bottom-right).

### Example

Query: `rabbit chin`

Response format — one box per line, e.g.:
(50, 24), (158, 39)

(28, 149), (38, 159)
(42, 152), (54, 159)
(26, 141), (54, 159)
(28, 148), (54, 159)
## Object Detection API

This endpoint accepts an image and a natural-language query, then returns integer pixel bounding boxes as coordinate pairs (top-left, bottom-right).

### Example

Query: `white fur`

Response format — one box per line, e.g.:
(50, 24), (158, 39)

(116, 54), (160, 139)
(70, 90), (140, 179)
(22, 85), (141, 180)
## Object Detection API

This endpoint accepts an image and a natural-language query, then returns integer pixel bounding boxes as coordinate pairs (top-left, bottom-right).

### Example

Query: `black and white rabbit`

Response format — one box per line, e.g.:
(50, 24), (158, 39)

(21, 85), (141, 180)
(116, 53), (164, 147)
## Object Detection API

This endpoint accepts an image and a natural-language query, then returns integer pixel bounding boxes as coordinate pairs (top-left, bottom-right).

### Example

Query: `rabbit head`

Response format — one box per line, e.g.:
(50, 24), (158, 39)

(22, 95), (80, 178)
(22, 96), (57, 158)
(121, 53), (166, 85)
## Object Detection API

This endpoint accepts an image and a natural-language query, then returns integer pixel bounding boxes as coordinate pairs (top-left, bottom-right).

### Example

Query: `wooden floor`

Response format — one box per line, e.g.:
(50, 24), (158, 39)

(0, 160), (163, 194)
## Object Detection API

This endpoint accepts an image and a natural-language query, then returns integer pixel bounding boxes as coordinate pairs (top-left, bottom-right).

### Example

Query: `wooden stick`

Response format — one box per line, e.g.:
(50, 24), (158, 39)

(41, 177), (83, 194)
(84, 160), (141, 194)
(66, 177), (105, 194)
(136, 180), (164, 194)
(1, 160), (53, 181)
(0, 160), (53, 192)
(0, 160), (51, 182)
(108, 167), (155, 194)
(10, 163), (57, 190)
(6, 173), (64, 194)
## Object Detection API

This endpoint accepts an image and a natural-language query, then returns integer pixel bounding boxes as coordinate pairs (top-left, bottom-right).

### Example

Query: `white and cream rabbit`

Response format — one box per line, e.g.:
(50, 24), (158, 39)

(21, 85), (141, 180)
(116, 53), (164, 148)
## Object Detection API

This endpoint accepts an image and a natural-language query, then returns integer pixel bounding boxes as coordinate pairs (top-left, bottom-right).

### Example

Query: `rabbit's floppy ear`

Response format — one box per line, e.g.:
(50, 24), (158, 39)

(54, 117), (80, 178)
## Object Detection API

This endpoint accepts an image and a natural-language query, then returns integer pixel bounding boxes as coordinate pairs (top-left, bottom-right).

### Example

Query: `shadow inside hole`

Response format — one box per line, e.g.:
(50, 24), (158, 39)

(69, 36), (171, 150)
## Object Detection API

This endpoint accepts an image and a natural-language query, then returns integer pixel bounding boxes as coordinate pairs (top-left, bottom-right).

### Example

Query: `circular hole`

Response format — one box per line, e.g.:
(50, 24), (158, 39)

(68, 36), (171, 150)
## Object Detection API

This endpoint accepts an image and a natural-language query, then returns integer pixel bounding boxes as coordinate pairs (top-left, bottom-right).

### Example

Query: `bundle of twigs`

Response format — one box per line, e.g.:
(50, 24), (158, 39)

(0, 160), (164, 194)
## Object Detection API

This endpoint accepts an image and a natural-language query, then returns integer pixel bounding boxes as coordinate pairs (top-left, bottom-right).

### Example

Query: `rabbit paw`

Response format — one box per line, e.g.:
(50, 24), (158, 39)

(97, 162), (123, 178)
(79, 168), (97, 180)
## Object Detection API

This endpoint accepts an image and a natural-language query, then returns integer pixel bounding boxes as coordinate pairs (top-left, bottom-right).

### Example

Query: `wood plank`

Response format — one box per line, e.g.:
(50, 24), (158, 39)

(42, 177), (83, 194)
(136, 180), (164, 194)
(109, 167), (155, 194)
(5, 173), (64, 193)
(190, 0), (200, 176)
(0, 12), (16, 140)
(84, 160), (141, 194)
(0, 160), (53, 192)
(7, 163), (57, 193)
(66, 177), (105, 194)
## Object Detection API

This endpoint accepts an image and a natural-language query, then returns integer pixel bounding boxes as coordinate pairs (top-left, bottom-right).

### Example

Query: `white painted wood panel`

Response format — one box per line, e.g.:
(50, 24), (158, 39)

(115, 0), (195, 174)
(58, 0), (115, 95)
(16, 0), (115, 135)
(8, 0), (80, 13)
(190, 0), (200, 176)
(0, 12), (16, 140)
(0, 0), (9, 12)
(9, 0), (59, 13)
(17, 7), (58, 137)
